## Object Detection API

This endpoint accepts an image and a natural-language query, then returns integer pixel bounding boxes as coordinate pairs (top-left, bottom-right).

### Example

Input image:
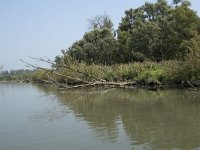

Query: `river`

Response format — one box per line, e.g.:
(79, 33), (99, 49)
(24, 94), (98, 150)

(0, 83), (200, 150)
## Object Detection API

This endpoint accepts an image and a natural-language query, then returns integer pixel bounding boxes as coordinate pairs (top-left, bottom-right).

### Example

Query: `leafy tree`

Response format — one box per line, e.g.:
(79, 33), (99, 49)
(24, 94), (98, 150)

(161, 3), (199, 59)
(118, 0), (170, 62)
(67, 28), (118, 65)
(56, 0), (200, 66)
(117, 0), (200, 61)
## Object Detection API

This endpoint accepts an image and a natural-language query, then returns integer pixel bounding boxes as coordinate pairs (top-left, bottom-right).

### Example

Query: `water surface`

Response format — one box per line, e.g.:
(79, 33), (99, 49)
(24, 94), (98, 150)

(0, 83), (200, 150)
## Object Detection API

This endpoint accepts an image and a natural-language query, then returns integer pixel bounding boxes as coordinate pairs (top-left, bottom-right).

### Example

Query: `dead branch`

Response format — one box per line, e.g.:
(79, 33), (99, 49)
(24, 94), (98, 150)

(29, 57), (105, 82)
(59, 81), (138, 89)
(20, 59), (90, 84)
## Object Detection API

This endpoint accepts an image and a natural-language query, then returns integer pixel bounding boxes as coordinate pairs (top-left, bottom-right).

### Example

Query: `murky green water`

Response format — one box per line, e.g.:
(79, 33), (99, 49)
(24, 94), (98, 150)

(1, 83), (200, 150)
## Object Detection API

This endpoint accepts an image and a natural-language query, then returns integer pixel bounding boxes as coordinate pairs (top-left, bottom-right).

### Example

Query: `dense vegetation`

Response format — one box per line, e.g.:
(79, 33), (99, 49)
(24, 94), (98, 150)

(58, 0), (200, 64)
(33, 0), (200, 88)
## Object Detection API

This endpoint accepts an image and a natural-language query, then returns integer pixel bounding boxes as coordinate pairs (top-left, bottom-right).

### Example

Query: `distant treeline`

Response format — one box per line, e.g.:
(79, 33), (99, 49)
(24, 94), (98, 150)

(0, 69), (35, 81)
(0, 69), (34, 75)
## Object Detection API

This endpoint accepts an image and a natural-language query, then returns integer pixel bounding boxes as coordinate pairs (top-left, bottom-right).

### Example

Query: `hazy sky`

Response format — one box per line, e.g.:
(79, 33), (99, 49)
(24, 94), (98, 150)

(0, 0), (199, 70)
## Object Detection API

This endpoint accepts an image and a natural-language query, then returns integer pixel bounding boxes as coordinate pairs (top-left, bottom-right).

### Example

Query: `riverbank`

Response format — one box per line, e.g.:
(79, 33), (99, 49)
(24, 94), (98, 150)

(31, 60), (200, 90)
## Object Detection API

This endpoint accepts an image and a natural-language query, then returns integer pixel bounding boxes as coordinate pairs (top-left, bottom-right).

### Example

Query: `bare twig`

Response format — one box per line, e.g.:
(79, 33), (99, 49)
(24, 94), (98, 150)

(20, 59), (89, 84)
(29, 57), (105, 82)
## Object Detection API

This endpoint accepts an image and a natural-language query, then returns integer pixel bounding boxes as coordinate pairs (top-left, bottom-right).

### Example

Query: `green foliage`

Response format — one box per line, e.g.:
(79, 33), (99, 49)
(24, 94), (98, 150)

(67, 28), (118, 65)
(170, 58), (200, 82)
(0, 75), (12, 81)
(55, 0), (200, 65)
(33, 59), (200, 86)
(32, 70), (52, 82)
(117, 0), (200, 62)
(41, 0), (200, 86)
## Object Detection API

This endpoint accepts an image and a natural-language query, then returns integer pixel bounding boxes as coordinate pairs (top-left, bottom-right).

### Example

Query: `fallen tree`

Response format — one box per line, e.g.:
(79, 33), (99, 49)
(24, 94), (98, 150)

(20, 58), (161, 90)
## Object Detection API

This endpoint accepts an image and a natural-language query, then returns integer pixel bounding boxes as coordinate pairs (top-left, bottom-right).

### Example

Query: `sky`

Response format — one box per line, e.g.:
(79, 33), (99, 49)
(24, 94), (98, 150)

(0, 0), (199, 70)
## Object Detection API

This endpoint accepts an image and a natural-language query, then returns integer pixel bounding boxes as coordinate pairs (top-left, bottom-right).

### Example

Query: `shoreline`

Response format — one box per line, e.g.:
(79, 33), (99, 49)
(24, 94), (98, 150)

(32, 79), (200, 91)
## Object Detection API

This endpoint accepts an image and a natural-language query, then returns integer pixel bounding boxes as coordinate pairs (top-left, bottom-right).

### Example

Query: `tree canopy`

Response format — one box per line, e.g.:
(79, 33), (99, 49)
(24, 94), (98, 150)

(57, 0), (200, 65)
(66, 28), (117, 65)
(118, 0), (199, 62)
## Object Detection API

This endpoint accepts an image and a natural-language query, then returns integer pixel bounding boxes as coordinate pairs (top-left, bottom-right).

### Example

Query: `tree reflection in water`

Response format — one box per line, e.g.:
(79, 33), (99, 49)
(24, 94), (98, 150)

(35, 85), (200, 150)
